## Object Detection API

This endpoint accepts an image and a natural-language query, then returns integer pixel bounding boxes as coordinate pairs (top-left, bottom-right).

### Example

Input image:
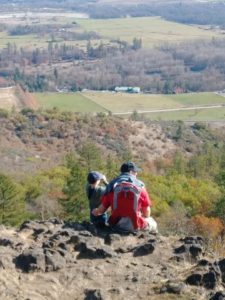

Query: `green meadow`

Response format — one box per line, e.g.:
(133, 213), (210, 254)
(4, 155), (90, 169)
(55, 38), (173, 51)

(34, 92), (107, 113)
(168, 92), (225, 106)
(84, 91), (225, 112)
(84, 92), (182, 112)
(33, 91), (225, 121)
(143, 107), (225, 121)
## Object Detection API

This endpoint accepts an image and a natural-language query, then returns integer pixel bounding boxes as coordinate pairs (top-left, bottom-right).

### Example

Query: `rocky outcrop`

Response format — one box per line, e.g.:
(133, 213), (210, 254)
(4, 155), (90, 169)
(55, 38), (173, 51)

(0, 219), (224, 300)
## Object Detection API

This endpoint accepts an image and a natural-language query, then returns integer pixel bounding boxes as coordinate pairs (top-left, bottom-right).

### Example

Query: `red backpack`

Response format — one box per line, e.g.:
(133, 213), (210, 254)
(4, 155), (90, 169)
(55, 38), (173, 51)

(111, 181), (141, 230)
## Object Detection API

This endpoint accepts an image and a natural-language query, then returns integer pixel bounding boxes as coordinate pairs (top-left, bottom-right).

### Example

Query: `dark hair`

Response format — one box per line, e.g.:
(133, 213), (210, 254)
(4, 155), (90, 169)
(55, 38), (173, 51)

(120, 162), (140, 173)
(87, 171), (103, 184)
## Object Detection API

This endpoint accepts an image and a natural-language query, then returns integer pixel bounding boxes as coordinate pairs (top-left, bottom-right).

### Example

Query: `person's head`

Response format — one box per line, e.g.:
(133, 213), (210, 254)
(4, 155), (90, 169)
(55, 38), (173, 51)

(120, 162), (140, 176)
(87, 171), (104, 186)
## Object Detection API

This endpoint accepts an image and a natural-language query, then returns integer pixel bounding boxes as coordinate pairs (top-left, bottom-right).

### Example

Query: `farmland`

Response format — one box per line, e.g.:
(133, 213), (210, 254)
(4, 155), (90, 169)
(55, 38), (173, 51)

(0, 13), (222, 50)
(84, 91), (225, 111)
(34, 92), (107, 113)
(0, 88), (221, 122)
(76, 17), (221, 48)
(0, 9), (225, 95)
(32, 91), (225, 121)
(143, 107), (225, 121)
(0, 12), (89, 49)
(0, 32), (47, 49)
(0, 4), (225, 101)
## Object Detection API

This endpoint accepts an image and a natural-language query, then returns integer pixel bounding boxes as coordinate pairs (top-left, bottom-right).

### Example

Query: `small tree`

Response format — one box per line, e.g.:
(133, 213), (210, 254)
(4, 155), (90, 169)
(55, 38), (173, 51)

(79, 142), (103, 172)
(0, 173), (26, 226)
(105, 154), (119, 181)
(214, 196), (225, 225)
(192, 215), (224, 239)
(23, 167), (69, 220)
(214, 170), (225, 225)
(132, 37), (142, 50)
(61, 160), (87, 221)
(130, 110), (139, 121)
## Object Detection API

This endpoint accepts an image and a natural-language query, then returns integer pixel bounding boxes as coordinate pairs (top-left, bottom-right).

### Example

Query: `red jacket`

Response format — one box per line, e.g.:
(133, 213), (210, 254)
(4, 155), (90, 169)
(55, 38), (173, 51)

(101, 182), (151, 230)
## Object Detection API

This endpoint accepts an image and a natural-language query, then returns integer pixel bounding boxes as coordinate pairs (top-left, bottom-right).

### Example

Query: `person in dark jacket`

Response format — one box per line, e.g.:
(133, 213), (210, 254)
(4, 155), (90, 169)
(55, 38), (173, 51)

(86, 171), (108, 226)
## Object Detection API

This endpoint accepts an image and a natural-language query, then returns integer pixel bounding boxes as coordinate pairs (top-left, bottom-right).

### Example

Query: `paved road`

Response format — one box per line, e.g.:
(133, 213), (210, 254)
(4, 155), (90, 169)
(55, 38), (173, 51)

(112, 104), (225, 115)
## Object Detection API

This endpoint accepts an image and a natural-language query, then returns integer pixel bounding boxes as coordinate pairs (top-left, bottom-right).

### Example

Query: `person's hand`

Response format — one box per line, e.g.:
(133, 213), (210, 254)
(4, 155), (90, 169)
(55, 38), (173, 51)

(101, 175), (108, 184)
(92, 208), (100, 216)
(92, 204), (105, 216)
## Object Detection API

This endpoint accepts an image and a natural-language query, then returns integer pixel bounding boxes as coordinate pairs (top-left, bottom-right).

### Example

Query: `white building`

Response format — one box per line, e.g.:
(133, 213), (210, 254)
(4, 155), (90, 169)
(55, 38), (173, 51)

(115, 86), (141, 93)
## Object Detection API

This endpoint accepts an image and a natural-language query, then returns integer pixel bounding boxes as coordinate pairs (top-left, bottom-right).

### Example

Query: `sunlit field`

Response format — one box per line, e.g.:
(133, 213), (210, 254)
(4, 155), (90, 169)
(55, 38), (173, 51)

(76, 16), (221, 48)
(33, 91), (225, 121)
(84, 91), (225, 112)
(34, 92), (107, 113)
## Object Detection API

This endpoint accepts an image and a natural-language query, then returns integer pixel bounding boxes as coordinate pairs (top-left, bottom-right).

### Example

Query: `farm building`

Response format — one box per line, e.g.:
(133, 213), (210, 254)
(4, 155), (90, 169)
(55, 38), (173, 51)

(115, 86), (141, 93)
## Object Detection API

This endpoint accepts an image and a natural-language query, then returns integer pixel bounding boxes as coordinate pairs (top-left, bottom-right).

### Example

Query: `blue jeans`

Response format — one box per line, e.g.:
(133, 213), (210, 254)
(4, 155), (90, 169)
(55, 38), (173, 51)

(90, 211), (108, 226)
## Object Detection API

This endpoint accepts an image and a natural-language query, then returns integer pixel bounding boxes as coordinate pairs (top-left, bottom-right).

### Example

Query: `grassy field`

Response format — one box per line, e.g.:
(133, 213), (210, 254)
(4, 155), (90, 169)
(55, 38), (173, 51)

(84, 92), (182, 112)
(34, 92), (107, 113)
(0, 12), (90, 49)
(0, 32), (48, 49)
(32, 91), (225, 121)
(76, 16), (221, 48)
(84, 91), (225, 112)
(168, 92), (225, 106)
(143, 107), (225, 121)
(0, 14), (222, 49)
(0, 30), (97, 50)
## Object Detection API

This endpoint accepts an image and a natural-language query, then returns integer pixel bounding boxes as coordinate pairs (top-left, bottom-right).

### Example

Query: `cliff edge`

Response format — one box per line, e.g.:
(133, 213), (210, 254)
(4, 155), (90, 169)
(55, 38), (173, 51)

(0, 219), (224, 300)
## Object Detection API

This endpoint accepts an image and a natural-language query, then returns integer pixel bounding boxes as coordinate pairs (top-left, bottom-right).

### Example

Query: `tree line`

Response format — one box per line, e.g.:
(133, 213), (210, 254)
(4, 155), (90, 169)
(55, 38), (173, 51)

(7, 24), (100, 41)
(83, 2), (225, 29)
(1, 38), (225, 93)
(0, 37), (142, 91)
(2, 0), (225, 28)
(3, 0), (225, 28)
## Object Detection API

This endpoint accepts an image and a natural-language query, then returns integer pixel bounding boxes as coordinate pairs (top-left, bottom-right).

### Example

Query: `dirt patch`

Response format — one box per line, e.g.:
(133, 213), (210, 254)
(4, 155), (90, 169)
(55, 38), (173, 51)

(0, 87), (21, 109)
(0, 86), (39, 110)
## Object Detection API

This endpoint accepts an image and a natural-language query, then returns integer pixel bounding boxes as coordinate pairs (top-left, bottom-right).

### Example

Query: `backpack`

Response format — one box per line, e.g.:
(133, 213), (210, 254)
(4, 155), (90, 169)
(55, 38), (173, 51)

(111, 181), (141, 231)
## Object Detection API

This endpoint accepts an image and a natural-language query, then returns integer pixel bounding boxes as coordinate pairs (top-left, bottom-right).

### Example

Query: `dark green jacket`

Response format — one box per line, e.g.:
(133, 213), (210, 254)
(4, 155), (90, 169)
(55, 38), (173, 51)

(86, 183), (107, 210)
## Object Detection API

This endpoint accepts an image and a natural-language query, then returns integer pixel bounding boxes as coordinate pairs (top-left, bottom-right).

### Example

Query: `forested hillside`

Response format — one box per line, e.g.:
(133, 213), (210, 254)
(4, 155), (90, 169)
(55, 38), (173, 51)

(0, 110), (224, 254)
(84, 2), (225, 28)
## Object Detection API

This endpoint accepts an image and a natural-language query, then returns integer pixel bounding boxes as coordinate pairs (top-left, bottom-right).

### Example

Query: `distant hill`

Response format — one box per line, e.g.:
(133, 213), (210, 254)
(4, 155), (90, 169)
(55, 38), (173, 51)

(0, 111), (224, 177)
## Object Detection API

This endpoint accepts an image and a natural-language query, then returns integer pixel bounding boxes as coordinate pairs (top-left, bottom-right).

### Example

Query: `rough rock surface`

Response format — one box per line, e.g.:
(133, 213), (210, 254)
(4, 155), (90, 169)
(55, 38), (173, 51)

(0, 219), (224, 300)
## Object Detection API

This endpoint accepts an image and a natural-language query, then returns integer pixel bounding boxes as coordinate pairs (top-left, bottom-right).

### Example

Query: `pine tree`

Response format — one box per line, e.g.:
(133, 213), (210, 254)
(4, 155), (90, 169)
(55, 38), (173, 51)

(61, 161), (87, 221)
(132, 37), (142, 50)
(105, 154), (119, 181)
(0, 173), (26, 226)
(79, 142), (103, 172)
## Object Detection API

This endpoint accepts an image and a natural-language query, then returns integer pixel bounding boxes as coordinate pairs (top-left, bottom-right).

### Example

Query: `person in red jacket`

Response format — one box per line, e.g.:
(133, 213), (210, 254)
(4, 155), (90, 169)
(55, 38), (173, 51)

(92, 162), (158, 233)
